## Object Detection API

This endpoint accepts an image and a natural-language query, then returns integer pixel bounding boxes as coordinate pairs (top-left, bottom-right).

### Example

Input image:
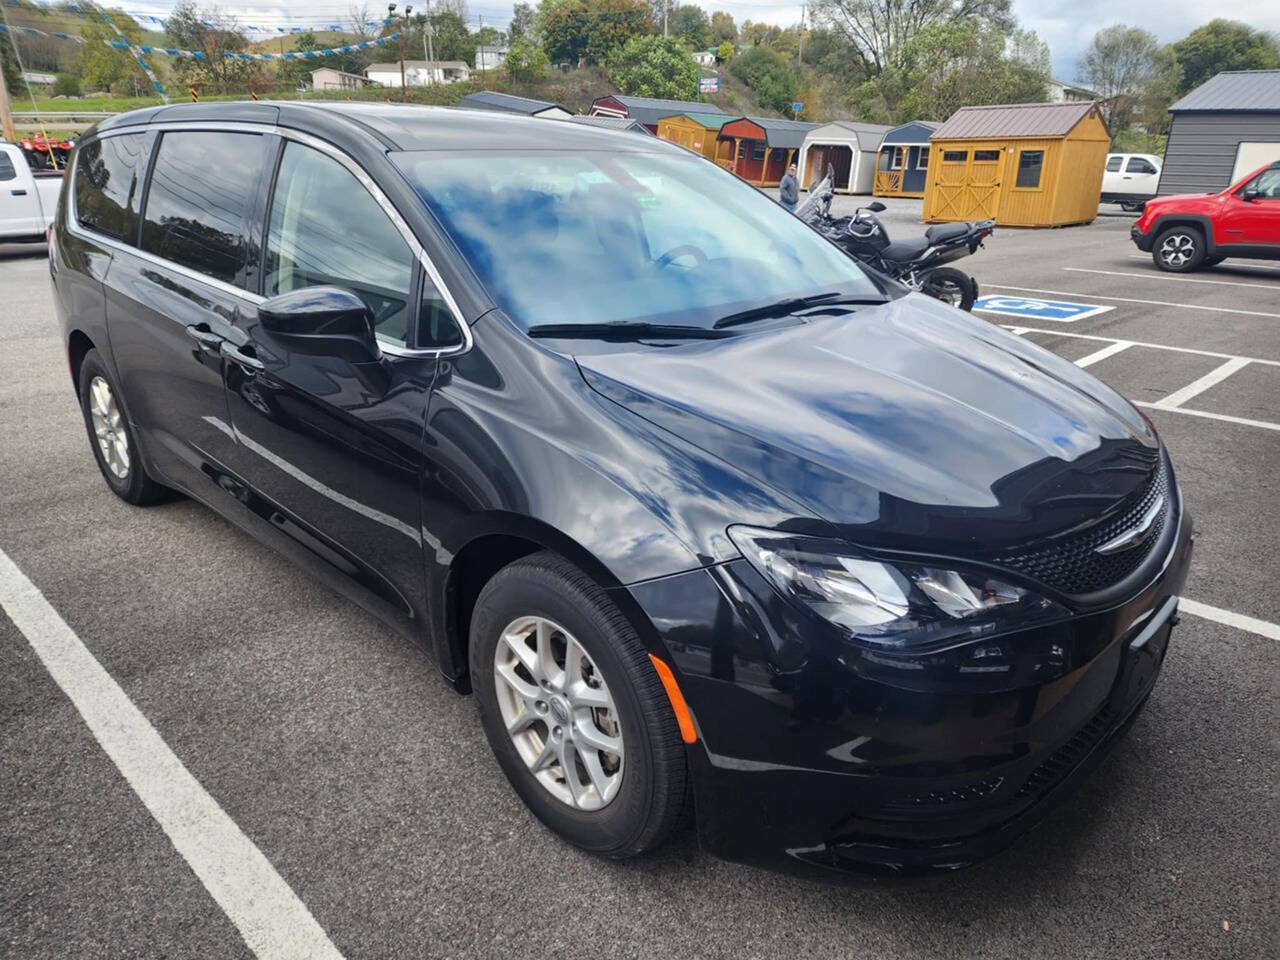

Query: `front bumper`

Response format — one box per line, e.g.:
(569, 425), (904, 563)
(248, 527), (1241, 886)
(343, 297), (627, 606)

(626, 500), (1194, 879)
(1131, 224), (1155, 252)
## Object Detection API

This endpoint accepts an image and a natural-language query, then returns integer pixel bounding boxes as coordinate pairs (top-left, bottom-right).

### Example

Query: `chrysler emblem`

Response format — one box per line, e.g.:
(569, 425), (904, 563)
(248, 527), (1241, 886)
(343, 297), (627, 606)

(1096, 495), (1165, 555)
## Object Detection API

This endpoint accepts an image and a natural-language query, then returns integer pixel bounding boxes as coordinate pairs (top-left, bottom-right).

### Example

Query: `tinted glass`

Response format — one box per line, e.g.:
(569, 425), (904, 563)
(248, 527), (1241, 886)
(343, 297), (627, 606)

(943, 150), (967, 163)
(266, 142), (414, 346)
(419, 280), (463, 348)
(1016, 150), (1044, 189)
(0, 152), (14, 182)
(75, 134), (148, 242)
(1105, 156), (1123, 172)
(1247, 169), (1280, 198)
(141, 131), (269, 284)
(973, 150), (1000, 162)
(394, 150), (879, 331)
(1126, 157), (1156, 174)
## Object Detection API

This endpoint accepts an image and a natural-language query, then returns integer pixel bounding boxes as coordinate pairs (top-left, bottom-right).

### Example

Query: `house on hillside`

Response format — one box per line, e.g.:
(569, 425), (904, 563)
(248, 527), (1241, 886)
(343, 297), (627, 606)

(365, 60), (471, 87)
(1046, 78), (1097, 103)
(797, 121), (891, 194)
(310, 68), (374, 92)
(476, 45), (509, 72)
(923, 101), (1110, 227)
(692, 50), (717, 67)
(590, 95), (724, 133)
(719, 117), (818, 187)
(1159, 70), (1280, 195)
(459, 91), (573, 119)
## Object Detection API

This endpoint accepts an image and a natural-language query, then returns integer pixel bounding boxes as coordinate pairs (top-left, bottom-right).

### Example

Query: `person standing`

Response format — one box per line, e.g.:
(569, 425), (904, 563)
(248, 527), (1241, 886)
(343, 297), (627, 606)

(779, 163), (800, 212)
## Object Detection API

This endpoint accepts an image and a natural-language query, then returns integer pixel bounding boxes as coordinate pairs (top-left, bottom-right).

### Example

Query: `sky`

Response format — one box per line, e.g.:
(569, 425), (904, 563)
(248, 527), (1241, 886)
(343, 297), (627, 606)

(114, 1), (1280, 81)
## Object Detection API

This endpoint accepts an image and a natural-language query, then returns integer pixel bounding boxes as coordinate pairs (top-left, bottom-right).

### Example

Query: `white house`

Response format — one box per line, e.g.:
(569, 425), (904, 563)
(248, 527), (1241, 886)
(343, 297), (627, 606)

(310, 68), (373, 92)
(692, 50), (717, 67)
(475, 45), (509, 72)
(365, 60), (472, 87)
(1046, 78), (1098, 102)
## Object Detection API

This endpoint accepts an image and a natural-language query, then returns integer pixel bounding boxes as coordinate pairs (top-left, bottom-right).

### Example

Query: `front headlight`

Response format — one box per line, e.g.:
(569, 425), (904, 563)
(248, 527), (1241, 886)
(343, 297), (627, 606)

(728, 526), (1070, 651)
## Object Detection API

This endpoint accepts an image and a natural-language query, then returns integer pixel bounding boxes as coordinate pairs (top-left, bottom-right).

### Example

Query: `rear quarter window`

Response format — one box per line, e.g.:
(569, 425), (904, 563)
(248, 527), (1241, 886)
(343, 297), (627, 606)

(74, 135), (149, 242)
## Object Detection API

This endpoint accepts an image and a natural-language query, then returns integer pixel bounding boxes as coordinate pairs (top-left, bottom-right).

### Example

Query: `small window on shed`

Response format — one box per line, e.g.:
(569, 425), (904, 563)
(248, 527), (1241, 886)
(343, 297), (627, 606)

(1016, 150), (1044, 189)
(942, 150), (968, 163)
(1106, 156), (1123, 172)
(889, 147), (904, 170)
(917, 147), (930, 169)
(752, 143), (766, 162)
(973, 150), (1000, 162)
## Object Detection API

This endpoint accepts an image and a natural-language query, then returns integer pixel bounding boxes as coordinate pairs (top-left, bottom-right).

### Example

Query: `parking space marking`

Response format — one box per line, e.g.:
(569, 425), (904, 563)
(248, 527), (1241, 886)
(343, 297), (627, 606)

(1151, 357), (1251, 409)
(0, 546), (346, 960)
(1065, 267), (1280, 290)
(1180, 599), (1280, 642)
(1134, 401), (1280, 434)
(1005, 326), (1280, 367)
(985, 283), (1280, 319)
(1127, 253), (1280, 274)
(1074, 341), (1133, 368)
(973, 295), (1112, 322)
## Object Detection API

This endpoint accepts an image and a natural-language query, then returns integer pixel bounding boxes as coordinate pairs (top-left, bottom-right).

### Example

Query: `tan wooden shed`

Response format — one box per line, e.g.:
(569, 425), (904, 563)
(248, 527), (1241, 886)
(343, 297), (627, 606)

(922, 101), (1111, 227)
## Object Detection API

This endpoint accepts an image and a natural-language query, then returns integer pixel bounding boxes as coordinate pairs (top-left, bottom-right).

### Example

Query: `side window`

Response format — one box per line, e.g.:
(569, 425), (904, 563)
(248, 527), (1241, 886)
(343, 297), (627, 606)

(917, 147), (930, 169)
(1016, 150), (1044, 189)
(265, 141), (415, 347)
(1105, 156), (1123, 172)
(942, 150), (967, 163)
(1127, 157), (1157, 174)
(74, 134), (148, 242)
(418, 278), (463, 348)
(0, 151), (15, 182)
(1247, 169), (1280, 199)
(141, 131), (269, 284)
(973, 149), (1000, 162)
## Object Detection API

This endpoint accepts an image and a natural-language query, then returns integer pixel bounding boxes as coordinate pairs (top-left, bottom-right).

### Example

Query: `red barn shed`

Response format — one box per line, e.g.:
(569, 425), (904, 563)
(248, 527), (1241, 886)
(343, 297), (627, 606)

(716, 117), (818, 187)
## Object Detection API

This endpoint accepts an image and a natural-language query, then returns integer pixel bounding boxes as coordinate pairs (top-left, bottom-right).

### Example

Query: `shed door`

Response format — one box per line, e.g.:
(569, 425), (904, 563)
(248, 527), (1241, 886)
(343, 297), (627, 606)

(964, 149), (1004, 219)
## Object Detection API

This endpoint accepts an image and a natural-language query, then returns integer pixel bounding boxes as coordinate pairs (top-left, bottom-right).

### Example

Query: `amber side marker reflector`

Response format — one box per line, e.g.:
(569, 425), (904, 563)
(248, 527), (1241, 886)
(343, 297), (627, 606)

(648, 654), (697, 744)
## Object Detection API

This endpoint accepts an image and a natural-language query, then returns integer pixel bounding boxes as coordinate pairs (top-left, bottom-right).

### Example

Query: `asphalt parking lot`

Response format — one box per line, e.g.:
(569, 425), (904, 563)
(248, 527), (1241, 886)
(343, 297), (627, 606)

(2, 203), (1277, 959)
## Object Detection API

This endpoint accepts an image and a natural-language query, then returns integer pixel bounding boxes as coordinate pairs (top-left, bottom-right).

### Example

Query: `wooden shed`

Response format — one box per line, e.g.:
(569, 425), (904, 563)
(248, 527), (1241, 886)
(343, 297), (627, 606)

(873, 121), (939, 197)
(922, 101), (1110, 227)
(796, 121), (891, 193)
(657, 113), (735, 164)
(717, 117), (817, 187)
(590, 95), (724, 134)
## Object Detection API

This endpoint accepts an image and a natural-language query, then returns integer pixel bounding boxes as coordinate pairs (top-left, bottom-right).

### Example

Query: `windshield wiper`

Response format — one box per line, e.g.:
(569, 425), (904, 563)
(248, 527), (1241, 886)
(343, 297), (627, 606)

(527, 322), (731, 341)
(713, 292), (889, 329)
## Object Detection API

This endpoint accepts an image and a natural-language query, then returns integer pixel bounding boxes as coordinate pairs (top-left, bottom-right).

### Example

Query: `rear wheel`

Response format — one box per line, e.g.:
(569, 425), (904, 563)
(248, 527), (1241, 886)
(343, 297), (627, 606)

(77, 350), (166, 505)
(1153, 226), (1205, 272)
(920, 267), (977, 311)
(469, 551), (690, 858)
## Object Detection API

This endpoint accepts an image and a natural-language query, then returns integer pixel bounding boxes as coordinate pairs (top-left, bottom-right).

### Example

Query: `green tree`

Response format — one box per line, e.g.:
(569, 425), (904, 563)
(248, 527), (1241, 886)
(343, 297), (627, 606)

(1078, 25), (1173, 131)
(53, 73), (82, 97)
(277, 32), (320, 90)
(730, 45), (798, 114)
(584, 0), (652, 65)
(165, 2), (254, 93)
(710, 11), (737, 45)
(1171, 19), (1280, 94)
(716, 40), (733, 63)
(505, 36), (550, 82)
(537, 0), (590, 65)
(671, 5), (710, 50)
(509, 3), (537, 41)
(606, 34), (698, 99)
(1, 40), (26, 99)
(78, 12), (144, 93)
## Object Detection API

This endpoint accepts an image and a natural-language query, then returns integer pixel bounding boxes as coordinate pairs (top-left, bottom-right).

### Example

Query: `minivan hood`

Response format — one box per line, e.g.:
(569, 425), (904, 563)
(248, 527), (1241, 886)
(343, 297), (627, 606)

(576, 295), (1159, 552)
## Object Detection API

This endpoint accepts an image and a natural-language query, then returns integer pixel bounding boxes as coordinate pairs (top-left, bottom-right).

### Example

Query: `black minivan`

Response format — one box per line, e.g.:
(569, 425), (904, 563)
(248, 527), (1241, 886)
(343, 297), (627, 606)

(53, 102), (1193, 877)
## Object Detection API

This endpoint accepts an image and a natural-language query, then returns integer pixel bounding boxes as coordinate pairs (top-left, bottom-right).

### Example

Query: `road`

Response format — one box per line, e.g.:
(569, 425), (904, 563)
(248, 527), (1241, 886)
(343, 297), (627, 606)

(1, 215), (1276, 960)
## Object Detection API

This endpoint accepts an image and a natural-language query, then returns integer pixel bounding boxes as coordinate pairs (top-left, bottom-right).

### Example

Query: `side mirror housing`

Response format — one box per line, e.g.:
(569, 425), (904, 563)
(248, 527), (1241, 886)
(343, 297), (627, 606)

(1241, 189), (1261, 202)
(258, 286), (380, 363)
(866, 201), (887, 212)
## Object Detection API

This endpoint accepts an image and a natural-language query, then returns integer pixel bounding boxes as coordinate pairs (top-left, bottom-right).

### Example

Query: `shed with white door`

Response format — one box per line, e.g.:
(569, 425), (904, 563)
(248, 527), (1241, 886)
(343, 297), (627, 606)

(796, 121), (890, 194)
(1158, 70), (1280, 195)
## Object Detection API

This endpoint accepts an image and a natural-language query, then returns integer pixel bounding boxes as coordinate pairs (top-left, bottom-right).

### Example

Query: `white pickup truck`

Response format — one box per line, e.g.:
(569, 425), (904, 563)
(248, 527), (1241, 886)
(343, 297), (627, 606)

(1100, 153), (1162, 212)
(0, 141), (63, 244)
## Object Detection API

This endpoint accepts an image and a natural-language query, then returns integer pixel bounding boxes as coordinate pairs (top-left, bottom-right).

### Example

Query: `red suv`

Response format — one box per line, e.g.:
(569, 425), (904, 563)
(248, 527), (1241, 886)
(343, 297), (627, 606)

(1131, 162), (1280, 272)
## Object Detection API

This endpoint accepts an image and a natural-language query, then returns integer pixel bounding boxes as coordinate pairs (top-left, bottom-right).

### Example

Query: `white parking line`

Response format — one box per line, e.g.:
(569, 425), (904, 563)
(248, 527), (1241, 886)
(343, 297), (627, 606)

(1152, 357), (1251, 409)
(1005, 326), (1280, 367)
(0, 547), (346, 960)
(1127, 253), (1280, 274)
(1180, 599), (1280, 642)
(1135, 401), (1280, 434)
(1075, 341), (1133, 368)
(985, 283), (1280, 319)
(1065, 267), (1279, 290)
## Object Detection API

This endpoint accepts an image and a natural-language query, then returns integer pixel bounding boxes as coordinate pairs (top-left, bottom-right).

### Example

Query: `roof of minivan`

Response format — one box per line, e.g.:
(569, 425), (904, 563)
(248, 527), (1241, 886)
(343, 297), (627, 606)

(94, 100), (678, 154)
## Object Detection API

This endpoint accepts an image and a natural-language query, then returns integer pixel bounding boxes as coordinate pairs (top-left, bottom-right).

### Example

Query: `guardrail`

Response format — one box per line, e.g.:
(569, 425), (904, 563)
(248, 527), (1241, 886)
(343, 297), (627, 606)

(13, 111), (118, 120)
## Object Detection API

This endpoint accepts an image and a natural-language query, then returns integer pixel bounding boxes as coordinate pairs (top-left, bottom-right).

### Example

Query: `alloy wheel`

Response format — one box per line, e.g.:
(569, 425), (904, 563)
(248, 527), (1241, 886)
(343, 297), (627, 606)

(1159, 233), (1195, 266)
(492, 615), (624, 811)
(88, 376), (130, 479)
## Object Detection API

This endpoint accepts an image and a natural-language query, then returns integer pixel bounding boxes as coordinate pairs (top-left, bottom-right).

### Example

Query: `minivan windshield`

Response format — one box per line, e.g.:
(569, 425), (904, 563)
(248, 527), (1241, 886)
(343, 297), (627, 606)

(392, 150), (881, 330)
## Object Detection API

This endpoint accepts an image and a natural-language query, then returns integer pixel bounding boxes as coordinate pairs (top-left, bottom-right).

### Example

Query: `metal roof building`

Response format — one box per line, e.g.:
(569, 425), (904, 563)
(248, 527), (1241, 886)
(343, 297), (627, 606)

(719, 116), (819, 187)
(458, 91), (573, 120)
(874, 120), (940, 198)
(590, 95), (724, 132)
(796, 121), (891, 194)
(561, 115), (653, 135)
(923, 101), (1111, 227)
(1158, 70), (1280, 195)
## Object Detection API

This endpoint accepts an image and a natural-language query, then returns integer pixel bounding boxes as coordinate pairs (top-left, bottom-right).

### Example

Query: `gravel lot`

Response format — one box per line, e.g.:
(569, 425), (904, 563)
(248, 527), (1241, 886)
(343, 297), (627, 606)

(2, 202), (1277, 960)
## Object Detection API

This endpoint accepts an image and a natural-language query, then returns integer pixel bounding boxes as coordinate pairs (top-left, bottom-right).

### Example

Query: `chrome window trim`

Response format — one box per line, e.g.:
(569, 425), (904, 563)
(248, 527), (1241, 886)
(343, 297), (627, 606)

(68, 119), (472, 358)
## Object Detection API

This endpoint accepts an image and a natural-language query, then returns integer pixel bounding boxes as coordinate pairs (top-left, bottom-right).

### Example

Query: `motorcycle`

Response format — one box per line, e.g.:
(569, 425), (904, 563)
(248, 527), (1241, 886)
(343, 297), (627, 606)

(795, 164), (994, 311)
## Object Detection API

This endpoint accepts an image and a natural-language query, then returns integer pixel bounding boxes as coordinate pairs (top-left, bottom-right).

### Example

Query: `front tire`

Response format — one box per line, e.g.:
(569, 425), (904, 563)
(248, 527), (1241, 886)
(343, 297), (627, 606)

(470, 552), (690, 858)
(1153, 226), (1205, 272)
(77, 349), (166, 505)
(920, 266), (977, 311)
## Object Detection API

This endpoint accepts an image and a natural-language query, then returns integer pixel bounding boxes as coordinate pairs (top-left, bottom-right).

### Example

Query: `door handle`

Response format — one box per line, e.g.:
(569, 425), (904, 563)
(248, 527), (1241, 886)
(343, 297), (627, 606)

(185, 324), (224, 349)
(221, 340), (265, 372)
(11, 188), (27, 196)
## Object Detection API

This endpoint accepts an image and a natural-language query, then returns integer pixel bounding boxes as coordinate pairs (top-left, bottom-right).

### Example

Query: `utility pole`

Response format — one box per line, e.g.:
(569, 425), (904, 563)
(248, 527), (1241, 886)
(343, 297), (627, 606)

(389, 3), (410, 100)
(423, 2), (435, 86)
(798, 3), (805, 66)
(0, 54), (14, 142)
(663, 2), (668, 38)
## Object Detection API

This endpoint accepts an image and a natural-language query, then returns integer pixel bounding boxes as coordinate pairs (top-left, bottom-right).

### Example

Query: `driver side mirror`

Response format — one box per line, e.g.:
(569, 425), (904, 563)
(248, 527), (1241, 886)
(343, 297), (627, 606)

(1241, 189), (1261, 202)
(866, 201), (887, 212)
(258, 286), (380, 363)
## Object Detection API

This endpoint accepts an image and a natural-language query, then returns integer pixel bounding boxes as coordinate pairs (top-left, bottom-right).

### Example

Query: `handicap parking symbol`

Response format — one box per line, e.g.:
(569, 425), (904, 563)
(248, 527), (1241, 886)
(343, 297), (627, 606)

(972, 295), (1114, 323)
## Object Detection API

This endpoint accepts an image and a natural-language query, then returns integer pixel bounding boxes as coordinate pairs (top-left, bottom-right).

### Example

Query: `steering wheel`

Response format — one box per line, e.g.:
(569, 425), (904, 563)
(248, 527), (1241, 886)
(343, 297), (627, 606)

(653, 244), (708, 270)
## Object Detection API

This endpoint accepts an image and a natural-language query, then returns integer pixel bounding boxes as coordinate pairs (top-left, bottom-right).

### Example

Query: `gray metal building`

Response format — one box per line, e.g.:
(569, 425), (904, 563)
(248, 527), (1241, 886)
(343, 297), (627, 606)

(1158, 70), (1280, 195)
